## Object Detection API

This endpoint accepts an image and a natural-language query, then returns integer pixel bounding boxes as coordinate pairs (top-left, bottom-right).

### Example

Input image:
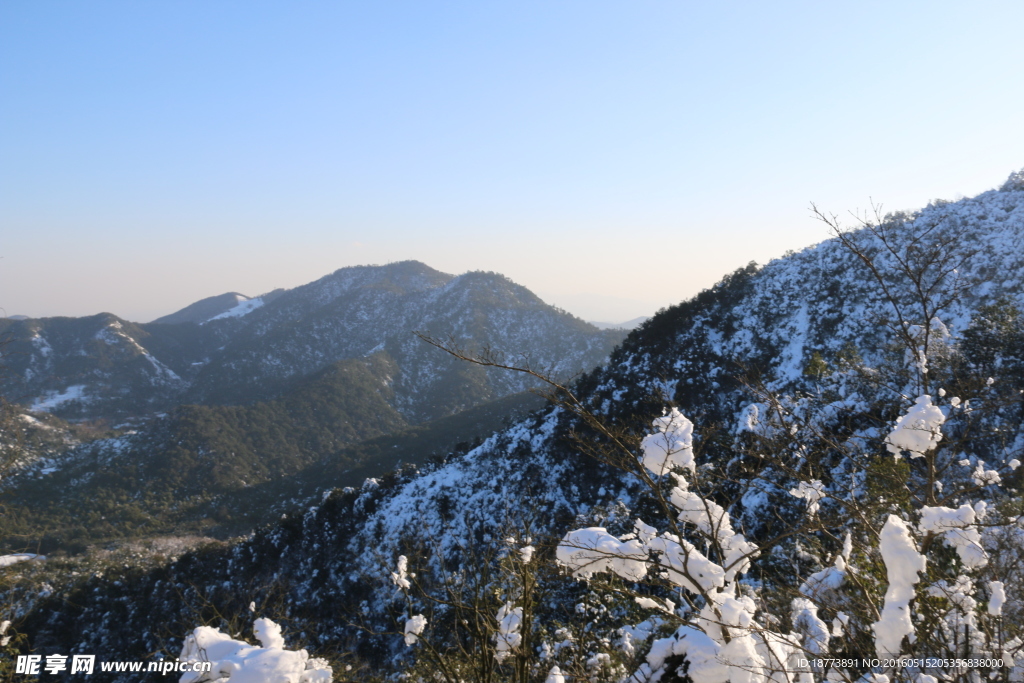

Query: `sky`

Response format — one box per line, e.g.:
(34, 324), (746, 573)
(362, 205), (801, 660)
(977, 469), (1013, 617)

(2, 2), (1023, 324)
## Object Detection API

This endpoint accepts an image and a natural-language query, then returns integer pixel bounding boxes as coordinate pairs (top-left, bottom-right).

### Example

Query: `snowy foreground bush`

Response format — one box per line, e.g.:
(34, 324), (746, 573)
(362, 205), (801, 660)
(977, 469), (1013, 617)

(390, 387), (1022, 682)
(384, 207), (1024, 683)
(177, 617), (332, 683)
(553, 402), (1021, 682)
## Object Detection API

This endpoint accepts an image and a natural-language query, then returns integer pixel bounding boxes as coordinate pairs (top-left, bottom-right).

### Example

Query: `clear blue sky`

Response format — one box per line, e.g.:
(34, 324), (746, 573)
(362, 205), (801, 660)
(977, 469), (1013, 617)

(2, 1), (1023, 322)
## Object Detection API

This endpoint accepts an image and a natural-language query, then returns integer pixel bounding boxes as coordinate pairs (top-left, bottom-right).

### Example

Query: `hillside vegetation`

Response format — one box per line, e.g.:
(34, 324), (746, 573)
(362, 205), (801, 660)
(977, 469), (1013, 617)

(4, 172), (1024, 682)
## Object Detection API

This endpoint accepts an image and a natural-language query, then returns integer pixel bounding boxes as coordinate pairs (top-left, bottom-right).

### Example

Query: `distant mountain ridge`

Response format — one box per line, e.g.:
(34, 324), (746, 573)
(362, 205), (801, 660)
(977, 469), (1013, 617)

(182, 263), (622, 421)
(588, 316), (649, 330)
(151, 292), (252, 325)
(0, 261), (623, 423)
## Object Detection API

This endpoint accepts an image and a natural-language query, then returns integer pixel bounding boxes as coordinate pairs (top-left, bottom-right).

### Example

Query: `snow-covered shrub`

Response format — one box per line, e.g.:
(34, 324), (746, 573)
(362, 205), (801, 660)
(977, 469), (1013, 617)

(1000, 167), (1024, 193)
(380, 198), (1024, 683)
(178, 617), (332, 683)
(543, 209), (1024, 682)
(554, 383), (1022, 682)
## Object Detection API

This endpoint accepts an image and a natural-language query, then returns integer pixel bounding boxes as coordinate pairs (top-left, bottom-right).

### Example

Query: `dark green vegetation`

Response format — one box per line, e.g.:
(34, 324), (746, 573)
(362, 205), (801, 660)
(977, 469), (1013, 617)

(0, 261), (620, 554)
(1, 367), (544, 552)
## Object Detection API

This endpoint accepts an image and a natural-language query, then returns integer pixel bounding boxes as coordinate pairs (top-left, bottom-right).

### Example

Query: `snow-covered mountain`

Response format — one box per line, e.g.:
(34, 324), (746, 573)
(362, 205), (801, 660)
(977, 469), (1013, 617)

(181, 262), (624, 422)
(0, 261), (622, 422)
(0, 262), (623, 552)
(8, 172), (1024, 679)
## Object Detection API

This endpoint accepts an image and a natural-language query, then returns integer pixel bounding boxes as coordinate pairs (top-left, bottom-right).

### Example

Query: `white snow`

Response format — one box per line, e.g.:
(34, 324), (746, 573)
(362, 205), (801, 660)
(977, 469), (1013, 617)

(792, 597), (830, 656)
(178, 618), (332, 683)
(94, 321), (183, 383)
(988, 581), (1006, 616)
(789, 479), (826, 516)
(0, 553), (45, 567)
(670, 484), (757, 581)
(919, 505), (987, 568)
(544, 666), (566, 683)
(390, 555), (411, 590)
(885, 395), (945, 458)
(519, 545), (535, 563)
(404, 615), (426, 646)
(30, 385), (88, 412)
(799, 553), (847, 602)
(494, 602), (523, 662)
(651, 625), (730, 683)
(972, 460), (1002, 486)
(872, 515), (926, 657)
(207, 297), (264, 323)
(640, 408), (695, 476)
(30, 332), (53, 358)
(253, 618), (285, 649)
(556, 527), (648, 582)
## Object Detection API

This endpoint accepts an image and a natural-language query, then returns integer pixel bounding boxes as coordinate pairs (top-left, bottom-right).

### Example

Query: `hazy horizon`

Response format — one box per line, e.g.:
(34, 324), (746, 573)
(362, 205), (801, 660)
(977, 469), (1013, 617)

(3, 2), (1023, 323)
(3, 259), (668, 325)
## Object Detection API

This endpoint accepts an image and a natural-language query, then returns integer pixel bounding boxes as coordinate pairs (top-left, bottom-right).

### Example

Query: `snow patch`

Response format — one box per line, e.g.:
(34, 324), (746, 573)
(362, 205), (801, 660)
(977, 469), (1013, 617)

(31, 385), (88, 412)
(885, 395), (945, 458)
(872, 516), (926, 657)
(207, 296), (264, 323)
(0, 553), (45, 567)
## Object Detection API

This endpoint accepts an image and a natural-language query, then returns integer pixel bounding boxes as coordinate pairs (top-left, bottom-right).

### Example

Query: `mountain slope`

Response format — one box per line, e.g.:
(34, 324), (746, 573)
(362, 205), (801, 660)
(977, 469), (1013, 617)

(0, 362), (547, 549)
(11, 174), (1024, 678)
(1, 262), (621, 423)
(2, 353), (407, 548)
(150, 292), (253, 325)
(183, 263), (622, 421)
(0, 313), (217, 419)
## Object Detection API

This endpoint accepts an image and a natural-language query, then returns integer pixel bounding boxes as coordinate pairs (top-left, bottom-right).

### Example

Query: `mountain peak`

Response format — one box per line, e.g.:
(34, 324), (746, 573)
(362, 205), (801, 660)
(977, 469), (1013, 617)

(151, 292), (251, 325)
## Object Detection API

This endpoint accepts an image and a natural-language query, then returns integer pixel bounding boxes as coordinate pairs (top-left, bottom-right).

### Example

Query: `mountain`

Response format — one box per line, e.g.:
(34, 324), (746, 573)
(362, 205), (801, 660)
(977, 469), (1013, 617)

(0, 313), (212, 419)
(151, 292), (254, 325)
(179, 262), (622, 421)
(9, 173), (1024, 679)
(0, 262), (620, 550)
(0, 261), (622, 423)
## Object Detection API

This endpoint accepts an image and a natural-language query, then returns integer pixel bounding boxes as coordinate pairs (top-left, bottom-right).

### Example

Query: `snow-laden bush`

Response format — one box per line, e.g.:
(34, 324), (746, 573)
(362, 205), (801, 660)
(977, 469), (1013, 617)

(178, 617), (332, 683)
(541, 209), (1024, 682)
(555, 392), (1022, 682)
(376, 201), (1024, 682)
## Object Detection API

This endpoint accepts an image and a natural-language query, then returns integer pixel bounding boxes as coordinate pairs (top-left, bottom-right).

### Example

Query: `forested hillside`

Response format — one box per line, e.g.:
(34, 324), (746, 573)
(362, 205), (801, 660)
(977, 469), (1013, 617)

(0, 263), (619, 552)
(0, 261), (621, 422)
(4, 173), (1024, 682)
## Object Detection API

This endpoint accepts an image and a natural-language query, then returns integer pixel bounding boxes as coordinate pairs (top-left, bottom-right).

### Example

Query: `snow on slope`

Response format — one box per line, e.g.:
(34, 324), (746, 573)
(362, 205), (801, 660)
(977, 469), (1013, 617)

(30, 385), (89, 412)
(313, 174), (1024, 620)
(205, 296), (263, 323)
(14, 172), (1024, 678)
(96, 320), (184, 385)
(596, 182), (1024, 408)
